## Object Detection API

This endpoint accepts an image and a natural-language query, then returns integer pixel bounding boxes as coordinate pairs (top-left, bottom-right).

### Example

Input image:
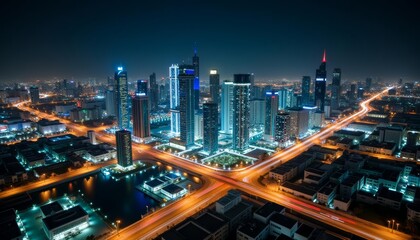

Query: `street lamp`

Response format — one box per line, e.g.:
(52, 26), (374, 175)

(116, 220), (121, 235)
(392, 219), (395, 233)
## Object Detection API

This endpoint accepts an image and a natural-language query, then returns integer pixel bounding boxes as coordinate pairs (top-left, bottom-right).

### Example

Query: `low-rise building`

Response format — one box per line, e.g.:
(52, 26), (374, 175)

(161, 184), (187, 199)
(377, 187), (403, 210)
(280, 182), (317, 201)
(42, 205), (89, 240)
(253, 202), (285, 224)
(359, 140), (396, 156)
(269, 213), (298, 238)
(294, 223), (315, 240)
(407, 203), (420, 223)
(37, 119), (66, 135)
(237, 220), (269, 240)
(317, 182), (336, 206)
(333, 197), (352, 211)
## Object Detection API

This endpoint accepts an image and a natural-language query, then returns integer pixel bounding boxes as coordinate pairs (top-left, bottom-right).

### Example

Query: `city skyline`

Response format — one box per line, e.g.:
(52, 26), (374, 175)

(1, 1), (419, 83)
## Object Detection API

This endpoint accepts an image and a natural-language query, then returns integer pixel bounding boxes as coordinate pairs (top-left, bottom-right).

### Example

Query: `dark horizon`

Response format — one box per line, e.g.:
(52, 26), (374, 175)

(1, 0), (419, 83)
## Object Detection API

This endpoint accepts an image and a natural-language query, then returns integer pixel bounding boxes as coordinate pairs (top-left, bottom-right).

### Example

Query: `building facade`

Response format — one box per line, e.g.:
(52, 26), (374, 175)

(116, 130), (133, 167)
(115, 67), (130, 129)
(232, 74), (251, 151)
(203, 102), (218, 154)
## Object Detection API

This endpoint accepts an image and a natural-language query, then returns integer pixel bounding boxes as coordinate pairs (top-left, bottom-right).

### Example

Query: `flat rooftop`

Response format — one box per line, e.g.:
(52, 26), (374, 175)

(162, 184), (184, 194)
(270, 212), (298, 229)
(42, 205), (88, 231)
(176, 221), (210, 240)
(254, 202), (285, 218)
(237, 220), (268, 238)
(40, 201), (63, 217)
(145, 179), (165, 188)
(194, 211), (227, 233)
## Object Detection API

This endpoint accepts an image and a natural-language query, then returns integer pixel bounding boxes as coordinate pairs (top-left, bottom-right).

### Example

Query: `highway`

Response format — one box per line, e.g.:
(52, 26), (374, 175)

(14, 88), (414, 239)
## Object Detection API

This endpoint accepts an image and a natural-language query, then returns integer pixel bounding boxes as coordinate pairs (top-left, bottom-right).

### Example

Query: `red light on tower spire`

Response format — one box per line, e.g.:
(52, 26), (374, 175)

(322, 49), (326, 63)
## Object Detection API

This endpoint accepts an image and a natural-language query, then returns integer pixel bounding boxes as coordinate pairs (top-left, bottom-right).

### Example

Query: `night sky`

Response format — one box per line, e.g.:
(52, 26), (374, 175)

(1, 0), (419, 83)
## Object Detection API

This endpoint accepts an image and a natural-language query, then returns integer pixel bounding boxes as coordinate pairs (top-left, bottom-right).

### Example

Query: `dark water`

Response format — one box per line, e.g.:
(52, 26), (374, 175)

(30, 167), (162, 228)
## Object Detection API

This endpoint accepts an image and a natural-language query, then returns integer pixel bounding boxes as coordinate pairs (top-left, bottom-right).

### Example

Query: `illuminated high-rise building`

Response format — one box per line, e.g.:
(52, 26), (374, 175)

(265, 91), (279, 141)
(116, 129), (133, 168)
(137, 79), (148, 95)
(314, 50), (327, 112)
(232, 74), (251, 151)
(275, 112), (290, 146)
(169, 64), (180, 134)
(301, 76), (311, 106)
(250, 99), (265, 127)
(105, 88), (116, 116)
(179, 65), (195, 148)
(331, 68), (341, 110)
(115, 67), (130, 129)
(209, 70), (220, 105)
(29, 86), (40, 104)
(278, 88), (293, 110)
(194, 111), (203, 141)
(203, 102), (218, 154)
(288, 107), (309, 139)
(149, 72), (159, 112)
(221, 80), (234, 134)
(193, 49), (200, 110)
(132, 94), (150, 139)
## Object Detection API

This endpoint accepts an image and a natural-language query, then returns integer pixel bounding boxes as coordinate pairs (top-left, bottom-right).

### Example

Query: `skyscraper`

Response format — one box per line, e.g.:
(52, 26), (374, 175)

(179, 65), (195, 148)
(331, 68), (341, 110)
(105, 88), (116, 116)
(136, 80), (148, 95)
(301, 76), (311, 106)
(314, 50), (327, 112)
(232, 74), (251, 151)
(288, 107), (309, 139)
(29, 86), (40, 104)
(278, 88), (293, 110)
(132, 94), (150, 139)
(221, 80), (234, 134)
(192, 49), (200, 110)
(115, 67), (130, 130)
(116, 129), (133, 168)
(250, 99), (265, 127)
(265, 91), (279, 141)
(169, 64), (180, 134)
(194, 111), (203, 141)
(275, 112), (290, 146)
(209, 70), (220, 105)
(149, 72), (158, 112)
(203, 102), (218, 154)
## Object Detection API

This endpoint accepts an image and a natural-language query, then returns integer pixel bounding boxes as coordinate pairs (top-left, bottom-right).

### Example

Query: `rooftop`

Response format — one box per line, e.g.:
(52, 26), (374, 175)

(145, 179), (165, 188)
(176, 221), (210, 240)
(42, 205), (88, 231)
(254, 202), (285, 218)
(40, 201), (63, 217)
(270, 212), (298, 229)
(295, 223), (315, 238)
(194, 211), (227, 233)
(162, 184), (184, 194)
(237, 220), (268, 238)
